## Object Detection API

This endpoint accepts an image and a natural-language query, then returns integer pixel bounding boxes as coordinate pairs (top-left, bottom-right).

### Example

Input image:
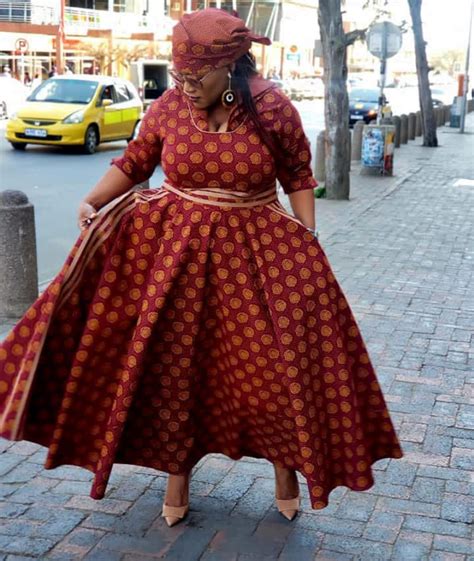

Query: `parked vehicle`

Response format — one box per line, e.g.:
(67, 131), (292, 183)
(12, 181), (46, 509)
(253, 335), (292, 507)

(269, 78), (291, 97)
(349, 88), (382, 126)
(130, 60), (170, 109)
(6, 75), (143, 154)
(0, 76), (28, 119)
(430, 87), (456, 108)
(288, 77), (324, 101)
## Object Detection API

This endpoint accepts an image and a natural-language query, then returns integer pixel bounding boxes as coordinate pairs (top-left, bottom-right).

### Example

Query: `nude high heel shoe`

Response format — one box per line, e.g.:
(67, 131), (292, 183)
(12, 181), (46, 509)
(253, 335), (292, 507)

(161, 502), (190, 527)
(161, 473), (190, 527)
(275, 494), (301, 521)
(274, 466), (301, 521)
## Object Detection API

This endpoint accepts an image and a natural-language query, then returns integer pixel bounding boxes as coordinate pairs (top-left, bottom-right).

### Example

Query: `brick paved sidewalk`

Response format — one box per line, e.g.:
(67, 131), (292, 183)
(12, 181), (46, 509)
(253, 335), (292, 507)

(1, 117), (473, 560)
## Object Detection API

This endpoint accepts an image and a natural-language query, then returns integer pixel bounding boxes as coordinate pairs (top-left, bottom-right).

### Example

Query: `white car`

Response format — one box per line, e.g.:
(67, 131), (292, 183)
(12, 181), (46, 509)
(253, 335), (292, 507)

(0, 77), (28, 119)
(289, 77), (325, 101)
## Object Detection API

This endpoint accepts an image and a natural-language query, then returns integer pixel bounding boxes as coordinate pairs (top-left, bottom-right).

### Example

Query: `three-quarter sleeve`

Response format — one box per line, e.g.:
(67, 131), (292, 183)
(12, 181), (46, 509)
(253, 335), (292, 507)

(112, 90), (171, 185)
(260, 89), (318, 195)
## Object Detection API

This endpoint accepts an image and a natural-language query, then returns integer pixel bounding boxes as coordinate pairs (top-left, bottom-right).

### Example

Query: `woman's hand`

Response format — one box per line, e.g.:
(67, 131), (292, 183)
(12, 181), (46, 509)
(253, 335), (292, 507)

(77, 201), (98, 231)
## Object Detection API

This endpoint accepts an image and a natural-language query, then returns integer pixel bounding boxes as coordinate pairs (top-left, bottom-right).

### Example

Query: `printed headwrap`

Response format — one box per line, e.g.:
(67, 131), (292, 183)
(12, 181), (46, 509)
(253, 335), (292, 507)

(172, 8), (271, 78)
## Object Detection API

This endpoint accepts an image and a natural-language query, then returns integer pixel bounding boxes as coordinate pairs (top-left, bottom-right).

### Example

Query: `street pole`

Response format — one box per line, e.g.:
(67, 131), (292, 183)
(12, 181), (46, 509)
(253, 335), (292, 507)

(460, 0), (473, 133)
(55, 0), (65, 75)
(377, 22), (388, 125)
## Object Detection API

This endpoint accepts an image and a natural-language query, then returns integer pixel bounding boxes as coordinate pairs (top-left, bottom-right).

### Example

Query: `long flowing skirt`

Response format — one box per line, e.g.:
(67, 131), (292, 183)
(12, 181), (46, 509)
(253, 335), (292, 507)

(0, 186), (403, 509)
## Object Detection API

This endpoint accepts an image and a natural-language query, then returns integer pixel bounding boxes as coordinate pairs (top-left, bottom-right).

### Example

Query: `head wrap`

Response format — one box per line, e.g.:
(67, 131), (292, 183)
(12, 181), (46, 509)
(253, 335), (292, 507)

(172, 8), (271, 78)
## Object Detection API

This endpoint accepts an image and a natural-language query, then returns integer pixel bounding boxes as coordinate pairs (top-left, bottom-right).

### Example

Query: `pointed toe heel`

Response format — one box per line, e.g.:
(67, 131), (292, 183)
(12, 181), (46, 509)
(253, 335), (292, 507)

(276, 495), (301, 521)
(161, 503), (190, 527)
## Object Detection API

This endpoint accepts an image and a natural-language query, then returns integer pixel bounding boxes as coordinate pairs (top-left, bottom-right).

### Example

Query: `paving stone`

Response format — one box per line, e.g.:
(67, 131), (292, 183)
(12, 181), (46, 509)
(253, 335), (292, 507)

(433, 535), (474, 555)
(429, 552), (467, 561)
(208, 472), (255, 503)
(450, 447), (474, 470)
(441, 493), (473, 524)
(363, 511), (404, 544)
(231, 477), (274, 519)
(0, 502), (28, 518)
(403, 514), (471, 539)
(92, 529), (173, 557)
(314, 551), (355, 561)
(64, 495), (132, 515)
(278, 527), (323, 561)
(81, 512), (122, 532)
(410, 477), (445, 504)
(384, 460), (418, 486)
(321, 534), (393, 561)
(82, 549), (124, 561)
(0, 454), (26, 477)
(296, 513), (365, 537)
(335, 493), (378, 522)
(0, 535), (56, 557)
(110, 488), (162, 535)
(45, 528), (106, 559)
(391, 536), (432, 561)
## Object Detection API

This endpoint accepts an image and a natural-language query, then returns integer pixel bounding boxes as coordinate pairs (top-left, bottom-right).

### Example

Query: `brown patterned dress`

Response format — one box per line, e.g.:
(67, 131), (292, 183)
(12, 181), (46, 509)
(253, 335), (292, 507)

(0, 77), (402, 509)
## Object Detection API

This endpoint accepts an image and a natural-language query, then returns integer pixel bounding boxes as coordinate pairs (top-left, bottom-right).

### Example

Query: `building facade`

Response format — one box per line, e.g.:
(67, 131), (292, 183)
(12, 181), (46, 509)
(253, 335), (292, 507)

(0, 0), (323, 81)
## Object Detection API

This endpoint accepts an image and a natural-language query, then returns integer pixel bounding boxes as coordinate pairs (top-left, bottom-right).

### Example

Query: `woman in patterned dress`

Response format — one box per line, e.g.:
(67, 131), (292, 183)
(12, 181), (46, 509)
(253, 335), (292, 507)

(0, 9), (403, 528)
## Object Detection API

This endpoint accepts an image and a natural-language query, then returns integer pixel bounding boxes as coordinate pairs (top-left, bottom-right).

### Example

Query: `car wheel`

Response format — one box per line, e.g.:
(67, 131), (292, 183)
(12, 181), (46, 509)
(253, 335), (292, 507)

(83, 125), (99, 154)
(127, 120), (141, 143)
(10, 142), (27, 151)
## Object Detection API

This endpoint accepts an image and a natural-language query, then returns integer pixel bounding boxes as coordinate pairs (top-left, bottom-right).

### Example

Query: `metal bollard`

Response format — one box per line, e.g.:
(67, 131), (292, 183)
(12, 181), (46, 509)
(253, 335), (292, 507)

(444, 105), (450, 125)
(441, 106), (448, 126)
(415, 111), (422, 137)
(437, 107), (444, 127)
(393, 116), (401, 148)
(0, 190), (38, 318)
(400, 114), (408, 144)
(351, 121), (364, 161)
(314, 130), (326, 183)
(408, 113), (416, 140)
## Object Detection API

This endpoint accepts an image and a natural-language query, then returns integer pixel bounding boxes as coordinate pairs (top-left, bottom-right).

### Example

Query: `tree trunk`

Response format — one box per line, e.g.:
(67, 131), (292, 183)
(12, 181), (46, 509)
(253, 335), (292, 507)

(408, 0), (438, 147)
(318, 0), (351, 199)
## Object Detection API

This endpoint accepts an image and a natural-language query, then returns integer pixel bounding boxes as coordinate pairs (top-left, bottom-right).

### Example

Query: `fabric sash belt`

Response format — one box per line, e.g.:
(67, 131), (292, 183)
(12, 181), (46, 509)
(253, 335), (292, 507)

(162, 182), (278, 208)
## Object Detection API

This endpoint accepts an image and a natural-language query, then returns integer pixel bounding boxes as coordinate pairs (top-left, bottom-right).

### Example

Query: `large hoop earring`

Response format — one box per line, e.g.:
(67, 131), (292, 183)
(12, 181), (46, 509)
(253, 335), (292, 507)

(221, 72), (236, 108)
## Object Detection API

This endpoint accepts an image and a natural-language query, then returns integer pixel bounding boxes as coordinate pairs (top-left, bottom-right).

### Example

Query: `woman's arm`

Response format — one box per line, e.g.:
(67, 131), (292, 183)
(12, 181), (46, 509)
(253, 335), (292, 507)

(77, 166), (134, 230)
(288, 189), (315, 231)
(83, 165), (134, 210)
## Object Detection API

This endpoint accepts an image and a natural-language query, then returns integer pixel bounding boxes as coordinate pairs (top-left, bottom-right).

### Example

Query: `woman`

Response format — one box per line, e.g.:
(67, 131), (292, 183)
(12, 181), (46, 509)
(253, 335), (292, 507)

(0, 9), (402, 528)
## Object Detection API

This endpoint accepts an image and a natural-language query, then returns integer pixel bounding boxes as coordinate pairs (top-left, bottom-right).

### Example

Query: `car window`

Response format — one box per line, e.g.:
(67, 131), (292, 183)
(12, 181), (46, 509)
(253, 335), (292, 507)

(28, 79), (98, 104)
(349, 89), (379, 102)
(100, 85), (116, 103)
(114, 81), (131, 102)
(125, 84), (137, 100)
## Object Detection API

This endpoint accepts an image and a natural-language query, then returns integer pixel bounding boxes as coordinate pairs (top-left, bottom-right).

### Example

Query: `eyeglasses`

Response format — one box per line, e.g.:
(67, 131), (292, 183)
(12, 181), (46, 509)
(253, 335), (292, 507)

(168, 68), (215, 90)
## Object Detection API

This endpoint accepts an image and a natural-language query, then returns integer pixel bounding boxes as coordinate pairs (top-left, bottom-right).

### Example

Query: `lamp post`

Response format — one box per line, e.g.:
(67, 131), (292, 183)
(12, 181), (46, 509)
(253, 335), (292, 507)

(460, 0), (473, 133)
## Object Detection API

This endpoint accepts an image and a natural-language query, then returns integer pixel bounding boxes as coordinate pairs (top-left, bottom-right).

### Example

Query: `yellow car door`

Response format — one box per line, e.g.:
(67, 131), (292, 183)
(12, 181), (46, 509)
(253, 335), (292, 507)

(98, 84), (122, 139)
(113, 80), (141, 140)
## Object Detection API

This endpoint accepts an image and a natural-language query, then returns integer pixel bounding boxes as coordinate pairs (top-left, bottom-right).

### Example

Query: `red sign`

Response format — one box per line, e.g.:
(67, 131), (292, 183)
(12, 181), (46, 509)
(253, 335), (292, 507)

(15, 38), (29, 53)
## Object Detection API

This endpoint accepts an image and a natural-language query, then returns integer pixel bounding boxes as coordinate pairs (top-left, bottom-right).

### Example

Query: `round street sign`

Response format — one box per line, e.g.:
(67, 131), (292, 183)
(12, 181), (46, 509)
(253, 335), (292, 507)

(15, 38), (29, 53)
(367, 22), (402, 59)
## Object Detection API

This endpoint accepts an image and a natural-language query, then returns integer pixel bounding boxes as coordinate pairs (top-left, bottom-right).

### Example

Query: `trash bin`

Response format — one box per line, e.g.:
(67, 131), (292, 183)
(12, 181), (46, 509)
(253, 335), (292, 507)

(361, 124), (396, 176)
(450, 96), (463, 128)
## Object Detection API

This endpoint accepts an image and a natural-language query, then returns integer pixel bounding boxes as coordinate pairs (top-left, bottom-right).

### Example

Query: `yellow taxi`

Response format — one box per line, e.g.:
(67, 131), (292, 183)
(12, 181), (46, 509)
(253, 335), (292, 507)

(6, 75), (143, 154)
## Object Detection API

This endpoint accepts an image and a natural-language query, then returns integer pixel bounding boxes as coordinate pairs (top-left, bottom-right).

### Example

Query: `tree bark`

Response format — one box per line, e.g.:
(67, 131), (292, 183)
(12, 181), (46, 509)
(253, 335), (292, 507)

(408, 0), (438, 147)
(318, 0), (351, 199)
